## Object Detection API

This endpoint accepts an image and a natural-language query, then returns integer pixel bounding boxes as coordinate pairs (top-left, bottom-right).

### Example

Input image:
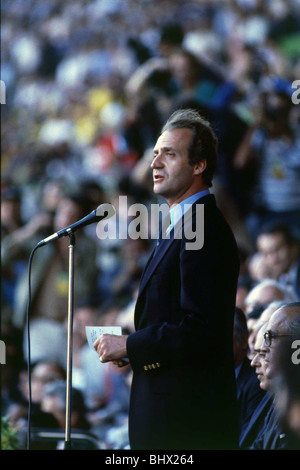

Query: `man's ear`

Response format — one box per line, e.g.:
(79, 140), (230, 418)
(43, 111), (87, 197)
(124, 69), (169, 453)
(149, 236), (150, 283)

(193, 160), (207, 175)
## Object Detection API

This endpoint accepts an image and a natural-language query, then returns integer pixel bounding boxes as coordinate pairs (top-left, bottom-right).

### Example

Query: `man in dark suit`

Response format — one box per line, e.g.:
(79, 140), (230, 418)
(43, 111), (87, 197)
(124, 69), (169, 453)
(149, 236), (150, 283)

(249, 303), (300, 450)
(94, 109), (240, 449)
(239, 321), (275, 448)
(233, 307), (267, 442)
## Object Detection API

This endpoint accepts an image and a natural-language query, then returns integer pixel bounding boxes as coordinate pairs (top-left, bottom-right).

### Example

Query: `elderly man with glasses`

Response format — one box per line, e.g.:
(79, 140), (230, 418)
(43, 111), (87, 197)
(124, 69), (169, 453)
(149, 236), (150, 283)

(247, 302), (300, 449)
(263, 302), (300, 386)
(239, 324), (274, 448)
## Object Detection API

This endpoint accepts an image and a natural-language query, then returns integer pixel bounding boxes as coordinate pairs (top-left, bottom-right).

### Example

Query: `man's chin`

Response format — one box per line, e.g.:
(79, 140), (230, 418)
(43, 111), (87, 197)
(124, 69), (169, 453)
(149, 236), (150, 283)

(153, 184), (164, 195)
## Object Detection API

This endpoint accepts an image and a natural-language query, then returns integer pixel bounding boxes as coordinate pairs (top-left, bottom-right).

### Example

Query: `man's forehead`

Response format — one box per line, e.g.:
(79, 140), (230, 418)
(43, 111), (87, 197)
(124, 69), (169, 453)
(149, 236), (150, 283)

(258, 232), (285, 250)
(254, 326), (266, 349)
(155, 128), (192, 148)
(267, 306), (300, 332)
(267, 307), (288, 332)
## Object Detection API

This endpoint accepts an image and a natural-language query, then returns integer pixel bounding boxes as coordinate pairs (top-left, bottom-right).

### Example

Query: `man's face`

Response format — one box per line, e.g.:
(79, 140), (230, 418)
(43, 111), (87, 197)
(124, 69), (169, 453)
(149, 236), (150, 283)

(31, 363), (65, 403)
(263, 308), (289, 381)
(151, 128), (205, 208)
(251, 327), (269, 390)
(248, 321), (260, 360)
(257, 232), (296, 278)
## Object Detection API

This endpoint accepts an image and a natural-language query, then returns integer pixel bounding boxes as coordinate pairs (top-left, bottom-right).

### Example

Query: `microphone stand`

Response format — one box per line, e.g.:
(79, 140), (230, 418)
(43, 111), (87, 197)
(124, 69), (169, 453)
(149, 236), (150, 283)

(64, 232), (75, 450)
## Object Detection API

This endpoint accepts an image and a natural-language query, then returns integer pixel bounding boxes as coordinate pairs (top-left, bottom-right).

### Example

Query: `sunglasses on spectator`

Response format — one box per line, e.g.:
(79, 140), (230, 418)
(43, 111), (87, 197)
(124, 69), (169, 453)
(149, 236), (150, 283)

(263, 330), (293, 347)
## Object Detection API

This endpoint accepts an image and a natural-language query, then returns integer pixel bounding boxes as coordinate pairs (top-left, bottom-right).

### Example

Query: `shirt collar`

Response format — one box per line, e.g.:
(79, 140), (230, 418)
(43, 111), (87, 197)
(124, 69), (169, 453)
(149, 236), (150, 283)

(168, 189), (210, 232)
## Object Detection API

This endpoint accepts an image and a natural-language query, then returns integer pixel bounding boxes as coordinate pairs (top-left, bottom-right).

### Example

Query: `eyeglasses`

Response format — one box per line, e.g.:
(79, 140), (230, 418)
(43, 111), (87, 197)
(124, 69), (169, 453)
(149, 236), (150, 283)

(263, 330), (293, 347)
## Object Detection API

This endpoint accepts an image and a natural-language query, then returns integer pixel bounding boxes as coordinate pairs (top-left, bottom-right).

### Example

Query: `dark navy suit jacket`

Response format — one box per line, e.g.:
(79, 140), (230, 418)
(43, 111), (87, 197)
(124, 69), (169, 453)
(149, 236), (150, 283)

(239, 390), (274, 449)
(250, 406), (290, 450)
(236, 357), (267, 440)
(127, 194), (240, 450)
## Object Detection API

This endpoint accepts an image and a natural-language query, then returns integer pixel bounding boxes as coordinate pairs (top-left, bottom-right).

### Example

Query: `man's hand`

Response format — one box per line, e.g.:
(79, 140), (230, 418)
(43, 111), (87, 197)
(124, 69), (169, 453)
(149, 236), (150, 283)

(93, 334), (129, 365)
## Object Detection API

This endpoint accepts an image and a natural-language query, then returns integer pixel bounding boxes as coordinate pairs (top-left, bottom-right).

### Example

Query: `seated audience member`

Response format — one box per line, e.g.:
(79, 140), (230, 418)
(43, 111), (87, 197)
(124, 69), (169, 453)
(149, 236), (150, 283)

(244, 279), (298, 316)
(256, 223), (300, 298)
(30, 361), (66, 406)
(250, 302), (300, 449)
(41, 380), (98, 449)
(41, 381), (88, 430)
(7, 404), (61, 450)
(1, 186), (27, 323)
(239, 325), (274, 449)
(247, 301), (286, 360)
(272, 316), (300, 449)
(8, 188), (100, 329)
(246, 304), (267, 355)
(0, 321), (24, 414)
(247, 252), (270, 285)
(233, 87), (300, 241)
(233, 308), (266, 440)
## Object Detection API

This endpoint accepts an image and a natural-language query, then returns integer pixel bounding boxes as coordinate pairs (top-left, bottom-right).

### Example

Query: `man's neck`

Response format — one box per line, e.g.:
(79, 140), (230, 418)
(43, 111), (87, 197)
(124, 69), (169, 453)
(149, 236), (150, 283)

(167, 187), (209, 210)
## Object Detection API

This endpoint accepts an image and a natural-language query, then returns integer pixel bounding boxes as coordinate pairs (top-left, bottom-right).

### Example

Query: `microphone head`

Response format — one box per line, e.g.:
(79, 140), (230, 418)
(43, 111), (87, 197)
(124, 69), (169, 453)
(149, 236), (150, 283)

(95, 203), (116, 220)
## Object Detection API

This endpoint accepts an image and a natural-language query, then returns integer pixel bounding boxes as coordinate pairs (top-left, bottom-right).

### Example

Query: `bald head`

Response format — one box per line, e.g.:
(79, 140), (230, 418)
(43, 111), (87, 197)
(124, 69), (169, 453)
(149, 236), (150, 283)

(263, 302), (300, 385)
(247, 301), (285, 360)
(245, 280), (298, 315)
(267, 302), (300, 334)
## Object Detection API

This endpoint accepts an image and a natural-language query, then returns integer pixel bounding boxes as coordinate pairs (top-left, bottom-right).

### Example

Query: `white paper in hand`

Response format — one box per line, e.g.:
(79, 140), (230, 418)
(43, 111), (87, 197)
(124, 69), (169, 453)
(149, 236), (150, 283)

(86, 326), (122, 353)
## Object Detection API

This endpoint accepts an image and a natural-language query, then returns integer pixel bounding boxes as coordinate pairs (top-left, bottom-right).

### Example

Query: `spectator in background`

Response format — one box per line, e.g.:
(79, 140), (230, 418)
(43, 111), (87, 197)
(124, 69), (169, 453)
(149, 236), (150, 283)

(249, 302), (300, 449)
(234, 86), (300, 241)
(2, 186), (102, 376)
(247, 252), (270, 285)
(7, 404), (61, 450)
(30, 361), (66, 406)
(7, 188), (101, 329)
(244, 279), (298, 316)
(41, 381), (98, 449)
(240, 325), (274, 448)
(41, 381), (89, 432)
(247, 301), (287, 360)
(256, 223), (300, 298)
(262, 303), (300, 395)
(1, 184), (52, 323)
(168, 48), (237, 114)
(158, 22), (184, 58)
(273, 316), (300, 449)
(244, 280), (297, 361)
(233, 307), (266, 442)
(1, 321), (25, 415)
(4, 361), (66, 449)
(1, 185), (23, 237)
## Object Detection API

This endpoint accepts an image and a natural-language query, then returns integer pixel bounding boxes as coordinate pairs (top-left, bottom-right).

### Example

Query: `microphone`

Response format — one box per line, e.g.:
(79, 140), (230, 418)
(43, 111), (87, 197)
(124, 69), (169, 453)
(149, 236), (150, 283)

(37, 203), (115, 247)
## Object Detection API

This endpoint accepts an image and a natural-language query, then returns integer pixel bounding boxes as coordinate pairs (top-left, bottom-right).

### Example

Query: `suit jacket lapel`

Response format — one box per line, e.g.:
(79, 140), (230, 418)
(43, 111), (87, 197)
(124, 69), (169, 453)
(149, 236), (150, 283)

(137, 232), (176, 296)
(137, 194), (215, 297)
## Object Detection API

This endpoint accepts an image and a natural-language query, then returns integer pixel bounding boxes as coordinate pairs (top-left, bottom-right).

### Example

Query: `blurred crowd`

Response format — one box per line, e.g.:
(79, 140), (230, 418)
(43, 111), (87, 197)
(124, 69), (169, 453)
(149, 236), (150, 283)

(1, 0), (300, 450)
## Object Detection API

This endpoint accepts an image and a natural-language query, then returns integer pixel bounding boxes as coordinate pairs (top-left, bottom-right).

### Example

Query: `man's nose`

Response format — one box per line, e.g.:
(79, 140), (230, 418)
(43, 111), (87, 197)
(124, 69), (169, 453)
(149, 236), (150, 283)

(250, 353), (260, 368)
(151, 153), (163, 169)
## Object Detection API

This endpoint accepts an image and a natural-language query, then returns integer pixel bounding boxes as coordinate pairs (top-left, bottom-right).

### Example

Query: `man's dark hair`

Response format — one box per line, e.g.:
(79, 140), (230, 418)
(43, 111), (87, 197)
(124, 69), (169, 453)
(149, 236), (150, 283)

(161, 108), (218, 187)
(258, 222), (299, 246)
